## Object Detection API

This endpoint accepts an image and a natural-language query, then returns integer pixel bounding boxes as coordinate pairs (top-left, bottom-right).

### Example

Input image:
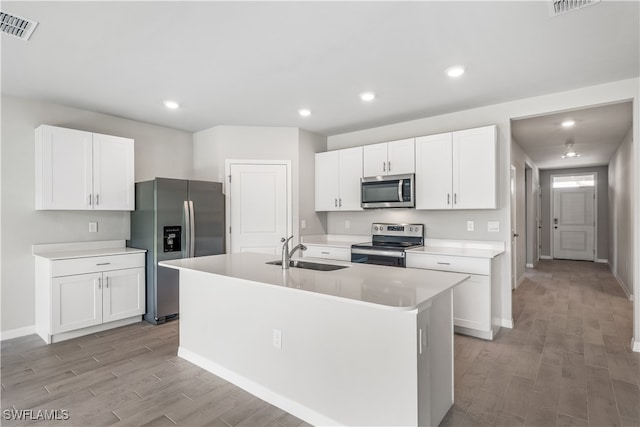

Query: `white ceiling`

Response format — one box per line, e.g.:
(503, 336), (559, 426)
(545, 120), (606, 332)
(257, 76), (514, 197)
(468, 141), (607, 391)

(2, 2), (639, 166)
(511, 101), (633, 170)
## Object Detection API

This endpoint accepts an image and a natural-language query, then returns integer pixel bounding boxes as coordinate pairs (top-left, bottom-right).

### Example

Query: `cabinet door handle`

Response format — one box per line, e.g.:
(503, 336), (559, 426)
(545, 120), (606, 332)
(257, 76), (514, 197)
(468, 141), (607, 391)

(88, 194), (92, 206)
(96, 262), (111, 266)
(105, 276), (109, 288)
(383, 161), (386, 172)
(334, 198), (338, 207)
(321, 251), (330, 254)
(98, 277), (102, 289)
(96, 194), (100, 205)
(454, 193), (457, 204)
(447, 193), (450, 205)
(339, 198), (342, 207)
(388, 161), (391, 171)
(437, 262), (451, 265)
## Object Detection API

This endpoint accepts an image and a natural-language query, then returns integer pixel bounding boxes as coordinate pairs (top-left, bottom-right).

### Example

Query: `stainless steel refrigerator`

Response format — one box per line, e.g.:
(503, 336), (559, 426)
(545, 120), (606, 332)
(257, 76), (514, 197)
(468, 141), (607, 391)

(128, 178), (225, 324)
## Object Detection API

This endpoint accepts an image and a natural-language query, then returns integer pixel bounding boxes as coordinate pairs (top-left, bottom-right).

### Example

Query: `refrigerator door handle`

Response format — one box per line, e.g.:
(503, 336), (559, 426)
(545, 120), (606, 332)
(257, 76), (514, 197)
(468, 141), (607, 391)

(188, 200), (195, 257)
(183, 200), (191, 257)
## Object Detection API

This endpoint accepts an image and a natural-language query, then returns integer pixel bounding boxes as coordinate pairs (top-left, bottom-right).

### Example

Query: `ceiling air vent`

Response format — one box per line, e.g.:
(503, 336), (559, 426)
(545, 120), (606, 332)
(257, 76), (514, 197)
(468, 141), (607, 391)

(549, 0), (601, 16)
(0, 11), (38, 40)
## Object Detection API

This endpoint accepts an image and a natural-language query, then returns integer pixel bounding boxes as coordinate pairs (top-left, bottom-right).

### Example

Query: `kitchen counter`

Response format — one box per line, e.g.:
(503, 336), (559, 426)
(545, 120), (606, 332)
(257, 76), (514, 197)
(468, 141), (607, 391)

(32, 240), (146, 260)
(409, 245), (504, 258)
(160, 252), (464, 426)
(160, 252), (468, 311)
(301, 233), (369, 247)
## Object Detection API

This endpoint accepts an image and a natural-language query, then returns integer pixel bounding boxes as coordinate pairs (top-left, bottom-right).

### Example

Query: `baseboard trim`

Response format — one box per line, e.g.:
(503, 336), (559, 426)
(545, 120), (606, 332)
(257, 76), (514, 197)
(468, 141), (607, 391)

(595, 259), (608, 264)
(1, 325), (36, 341)
(178, 347), (339, 426)
(632, 338), (640, 353)
(540, 255), (552, 260)
(610, 270), (633, 301)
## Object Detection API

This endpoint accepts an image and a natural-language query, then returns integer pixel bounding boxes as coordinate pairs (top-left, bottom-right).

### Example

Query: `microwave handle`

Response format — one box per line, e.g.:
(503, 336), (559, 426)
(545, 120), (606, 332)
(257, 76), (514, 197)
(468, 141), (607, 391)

(398, 180), (403, 201)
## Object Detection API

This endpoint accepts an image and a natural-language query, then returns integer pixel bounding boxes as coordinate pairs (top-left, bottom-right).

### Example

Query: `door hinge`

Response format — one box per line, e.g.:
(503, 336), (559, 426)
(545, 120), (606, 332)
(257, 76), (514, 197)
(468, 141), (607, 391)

(229, 226), (232, 234)
(228, 174), (232, 182)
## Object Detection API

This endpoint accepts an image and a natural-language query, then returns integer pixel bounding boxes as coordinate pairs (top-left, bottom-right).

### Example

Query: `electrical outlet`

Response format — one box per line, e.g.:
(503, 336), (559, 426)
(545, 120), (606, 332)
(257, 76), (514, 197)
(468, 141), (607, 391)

(272, 329), (282, 350)
(487, 221), (500, 232)
(301, 219), (307, 230)
(345, 220), (351, 229)
(89, 221), (98, 233)
(466, 221), (474, 231)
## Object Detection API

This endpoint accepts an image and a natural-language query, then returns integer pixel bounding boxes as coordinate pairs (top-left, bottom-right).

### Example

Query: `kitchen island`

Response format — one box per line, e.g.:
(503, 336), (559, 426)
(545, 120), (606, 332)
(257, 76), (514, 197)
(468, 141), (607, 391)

(160, 252), (468, 426)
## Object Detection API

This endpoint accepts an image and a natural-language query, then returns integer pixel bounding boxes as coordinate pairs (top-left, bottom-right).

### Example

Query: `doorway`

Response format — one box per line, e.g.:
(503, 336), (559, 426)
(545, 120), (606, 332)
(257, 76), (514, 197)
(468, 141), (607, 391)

(225, 160), (291, 255)
(551, 173), (596, 261)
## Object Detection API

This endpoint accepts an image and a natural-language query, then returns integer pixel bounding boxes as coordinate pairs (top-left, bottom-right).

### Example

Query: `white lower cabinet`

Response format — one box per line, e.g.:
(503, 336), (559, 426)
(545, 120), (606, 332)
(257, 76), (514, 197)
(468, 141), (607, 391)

(302, 244), (351, 262)
(407, 252), (498, 340)
(36, 252), (145, 343)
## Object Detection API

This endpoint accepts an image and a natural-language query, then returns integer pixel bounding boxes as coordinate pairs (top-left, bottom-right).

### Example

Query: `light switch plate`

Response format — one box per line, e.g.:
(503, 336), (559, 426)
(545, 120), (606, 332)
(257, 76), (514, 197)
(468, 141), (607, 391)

(487, 221), (500, 232)
(466, 221), (474, 231)
(301, 219), (307, 230)
(89, 221), (98, 233)
(345, 220), (351, 229)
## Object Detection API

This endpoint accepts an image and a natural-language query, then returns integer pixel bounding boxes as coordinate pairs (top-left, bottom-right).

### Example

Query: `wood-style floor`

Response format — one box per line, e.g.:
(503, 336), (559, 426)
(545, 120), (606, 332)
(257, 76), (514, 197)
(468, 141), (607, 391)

(441, 260), (639, 427)
(1, 260), (638, 426)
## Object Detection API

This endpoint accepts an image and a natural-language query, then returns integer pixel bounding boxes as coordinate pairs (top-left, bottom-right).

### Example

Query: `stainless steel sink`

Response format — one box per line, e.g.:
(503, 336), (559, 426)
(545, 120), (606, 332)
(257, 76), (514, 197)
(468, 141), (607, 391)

(266, 260), (349, 271)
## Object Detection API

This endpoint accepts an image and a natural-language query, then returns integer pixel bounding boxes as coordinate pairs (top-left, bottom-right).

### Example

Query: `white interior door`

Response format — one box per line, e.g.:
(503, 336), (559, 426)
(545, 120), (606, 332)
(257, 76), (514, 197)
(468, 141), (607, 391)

(511, 166), (517, 289)
(228, 162), (289, 255)
(553, 187), (595, 260)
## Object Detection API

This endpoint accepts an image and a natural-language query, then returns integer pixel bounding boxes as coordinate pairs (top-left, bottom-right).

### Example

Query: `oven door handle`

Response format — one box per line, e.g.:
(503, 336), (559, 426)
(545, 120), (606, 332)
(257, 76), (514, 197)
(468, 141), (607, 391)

(351, 248), (406, 258)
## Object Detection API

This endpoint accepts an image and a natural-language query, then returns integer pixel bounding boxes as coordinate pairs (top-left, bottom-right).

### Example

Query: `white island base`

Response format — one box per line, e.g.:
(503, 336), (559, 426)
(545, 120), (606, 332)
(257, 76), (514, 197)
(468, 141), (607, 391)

(162, 253), (467, 426)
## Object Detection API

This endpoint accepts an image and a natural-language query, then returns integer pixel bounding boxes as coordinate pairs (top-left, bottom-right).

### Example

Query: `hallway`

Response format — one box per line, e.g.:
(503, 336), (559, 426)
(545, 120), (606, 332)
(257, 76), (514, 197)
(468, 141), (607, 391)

(442, 260), (639, 426)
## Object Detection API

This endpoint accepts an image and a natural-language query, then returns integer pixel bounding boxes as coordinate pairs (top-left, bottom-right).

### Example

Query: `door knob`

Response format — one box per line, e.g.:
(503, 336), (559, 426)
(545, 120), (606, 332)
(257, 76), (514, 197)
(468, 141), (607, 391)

(513, 233), (519, 238)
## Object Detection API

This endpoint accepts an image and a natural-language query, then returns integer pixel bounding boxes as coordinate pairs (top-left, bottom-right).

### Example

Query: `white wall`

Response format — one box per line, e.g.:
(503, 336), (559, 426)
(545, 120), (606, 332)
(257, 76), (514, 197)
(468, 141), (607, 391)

(328, 77), (640, 333)
(609, 126), (634, 298)
(0, 95), (193, 334)
(511, 141), (540, 280)
(539, 166), (609, 260)
(298, 129), (328, 236)
(193, 125), (303, 243)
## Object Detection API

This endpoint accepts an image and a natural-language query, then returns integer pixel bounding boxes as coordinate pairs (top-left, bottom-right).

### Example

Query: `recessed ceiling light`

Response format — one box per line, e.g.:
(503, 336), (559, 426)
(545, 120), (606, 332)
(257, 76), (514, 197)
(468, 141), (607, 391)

(360, 92), (376, 102)
(298, 109), (311, 117)
(446, 66), (465, 78)
(561, 120), (575, 128)
(163, 100), (179, 109)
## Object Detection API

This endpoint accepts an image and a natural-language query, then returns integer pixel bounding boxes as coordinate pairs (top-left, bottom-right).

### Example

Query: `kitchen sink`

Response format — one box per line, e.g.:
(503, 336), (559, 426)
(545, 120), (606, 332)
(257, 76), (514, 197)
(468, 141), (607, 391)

(266, 260), (349, 271)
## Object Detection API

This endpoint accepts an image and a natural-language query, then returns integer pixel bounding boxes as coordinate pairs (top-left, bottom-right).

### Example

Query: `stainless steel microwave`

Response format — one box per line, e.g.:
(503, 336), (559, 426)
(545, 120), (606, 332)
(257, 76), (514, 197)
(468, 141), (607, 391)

(361, 173), (415, 208)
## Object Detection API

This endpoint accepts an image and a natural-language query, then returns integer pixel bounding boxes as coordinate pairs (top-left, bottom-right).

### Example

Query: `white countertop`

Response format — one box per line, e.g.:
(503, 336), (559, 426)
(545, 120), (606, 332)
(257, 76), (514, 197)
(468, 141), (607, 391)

(160, 252), (468, 311)
(408, 246), (504, 259)
(33, 240), (146, 260)
(301, 235), (505, 259)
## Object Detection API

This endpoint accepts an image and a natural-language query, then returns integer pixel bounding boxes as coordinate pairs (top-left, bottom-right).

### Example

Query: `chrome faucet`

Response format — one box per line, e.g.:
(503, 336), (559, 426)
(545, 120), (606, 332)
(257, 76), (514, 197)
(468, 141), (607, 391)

(281, 236), (307, 269)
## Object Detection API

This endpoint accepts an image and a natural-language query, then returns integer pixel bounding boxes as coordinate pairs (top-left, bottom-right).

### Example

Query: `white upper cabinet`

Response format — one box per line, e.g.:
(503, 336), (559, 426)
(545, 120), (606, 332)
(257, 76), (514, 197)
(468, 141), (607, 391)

(415, 125), (497, 210)
(35, 125), (134, 211)
(415, 132), (453, 210)
(363, 138), (415, 177)
(93, 133), (135, 210)
(315, 146), (363, 211)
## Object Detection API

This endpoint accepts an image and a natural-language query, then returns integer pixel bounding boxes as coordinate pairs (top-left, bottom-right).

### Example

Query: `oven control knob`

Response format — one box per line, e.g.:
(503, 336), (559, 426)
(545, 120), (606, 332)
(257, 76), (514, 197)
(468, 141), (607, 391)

(409, 227), (413, 232)
(374, 226), (378, 231)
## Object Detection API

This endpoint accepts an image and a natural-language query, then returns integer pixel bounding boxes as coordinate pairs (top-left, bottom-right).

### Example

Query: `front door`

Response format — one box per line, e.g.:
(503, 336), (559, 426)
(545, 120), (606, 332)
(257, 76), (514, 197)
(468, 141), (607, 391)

(553, 186), (595, 261)
(228, 162), (289, 255)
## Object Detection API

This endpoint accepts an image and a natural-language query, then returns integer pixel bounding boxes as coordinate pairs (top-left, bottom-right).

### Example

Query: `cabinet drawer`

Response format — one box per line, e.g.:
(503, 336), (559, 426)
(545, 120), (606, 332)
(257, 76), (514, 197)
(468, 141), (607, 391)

(52, 253), (145, 277)
(303, 245), (351, 262)
(406, 253), (489, 275)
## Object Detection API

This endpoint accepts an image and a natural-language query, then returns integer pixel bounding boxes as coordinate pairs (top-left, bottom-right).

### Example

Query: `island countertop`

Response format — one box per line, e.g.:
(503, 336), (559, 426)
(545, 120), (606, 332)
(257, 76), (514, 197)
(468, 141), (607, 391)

(159, 252), (469, 311)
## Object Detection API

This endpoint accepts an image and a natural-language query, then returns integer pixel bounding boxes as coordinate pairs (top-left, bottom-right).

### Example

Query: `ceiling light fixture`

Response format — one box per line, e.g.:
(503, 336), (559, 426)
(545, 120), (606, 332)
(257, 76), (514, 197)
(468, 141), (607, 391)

(562, 141), (580, 158)
(561, 120), (575, 128)
(360, 92), (376, 102)
(446, 66), (465, 78)
(163, 100), (179, 109)
(298, 109), (311, 117)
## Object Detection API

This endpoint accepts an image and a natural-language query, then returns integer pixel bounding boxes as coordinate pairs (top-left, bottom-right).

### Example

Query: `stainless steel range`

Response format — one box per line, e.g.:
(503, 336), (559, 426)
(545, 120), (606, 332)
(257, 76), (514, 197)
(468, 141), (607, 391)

(351, 223), (424, 267)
